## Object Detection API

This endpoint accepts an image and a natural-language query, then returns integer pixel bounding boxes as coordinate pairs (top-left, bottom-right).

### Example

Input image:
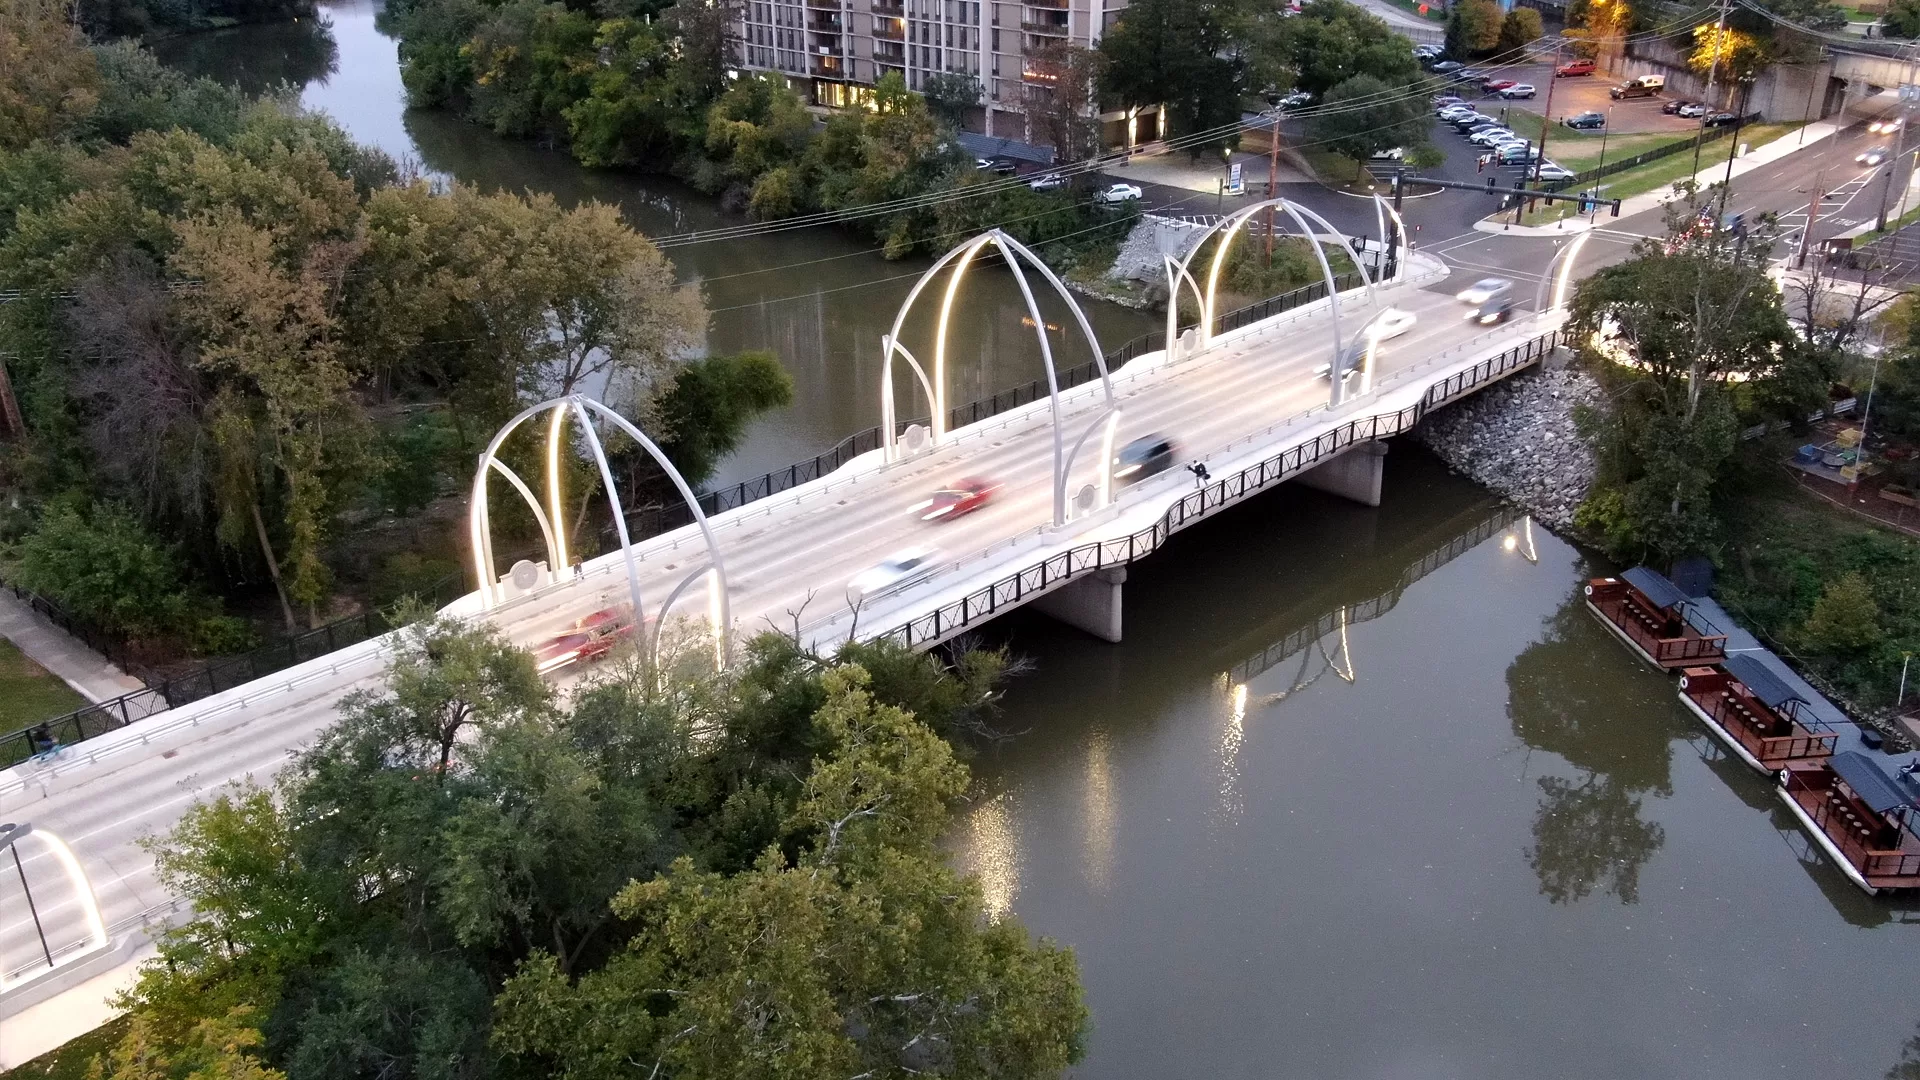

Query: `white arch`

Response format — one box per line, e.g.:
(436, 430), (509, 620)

(0, 823), (107, 990)
(1173, 198), (1376, 352)
(1536, 230), (1594, 312)
(879, 229), (1119, 526)
(467, 396), (733, 667)
(1162, 253), (1208, 360)
(1372, 193), (1408, 282)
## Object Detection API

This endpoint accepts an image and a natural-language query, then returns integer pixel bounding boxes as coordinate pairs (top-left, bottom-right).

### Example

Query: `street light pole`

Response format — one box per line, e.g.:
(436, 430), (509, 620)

(1590, 105), (1613, 221)
(1532, 37), (1564, 185)
(1691, 0), (1733, 178)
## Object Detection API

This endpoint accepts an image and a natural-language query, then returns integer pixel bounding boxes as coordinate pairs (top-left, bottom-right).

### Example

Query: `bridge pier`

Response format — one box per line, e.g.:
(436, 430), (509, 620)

(1297, 441), (1387, 508)
(1034, 567), (1126, 643)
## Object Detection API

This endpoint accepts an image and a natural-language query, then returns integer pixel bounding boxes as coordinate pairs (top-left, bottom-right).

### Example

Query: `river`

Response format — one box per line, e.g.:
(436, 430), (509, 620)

(161, 9), (1920, 1077)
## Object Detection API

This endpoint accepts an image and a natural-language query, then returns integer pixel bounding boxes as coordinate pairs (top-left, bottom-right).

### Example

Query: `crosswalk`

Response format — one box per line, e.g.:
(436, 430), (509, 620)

(1772, 175), (1874, 250)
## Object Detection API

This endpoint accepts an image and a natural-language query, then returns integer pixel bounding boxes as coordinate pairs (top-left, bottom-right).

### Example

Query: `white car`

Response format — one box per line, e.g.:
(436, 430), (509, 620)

(1368, 307), (1417, 340)
(848, 547), (941, 602)
(1456, 277), (1512, 305)
(1858, 145), (1891, 166)
(1095, 182), (1143, 204)
(1532, 161), (1576, 181)
(1029, 173), (1069, 191)
(974, 158), (995, 170)
(1438, 105), (1477, 120)
(1677, 102), (1709, 118)
(1469, 127), (1516, 145)
(1870, 117), (1905, 135)
(1369, 146), (1404, 160)
(1500, 83), (1537, 99)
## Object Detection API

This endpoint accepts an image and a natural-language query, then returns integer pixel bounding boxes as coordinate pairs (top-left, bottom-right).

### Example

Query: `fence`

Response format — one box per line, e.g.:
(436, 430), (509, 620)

(1551, 118), (1760, 192)
(866, 329), (1565, 649)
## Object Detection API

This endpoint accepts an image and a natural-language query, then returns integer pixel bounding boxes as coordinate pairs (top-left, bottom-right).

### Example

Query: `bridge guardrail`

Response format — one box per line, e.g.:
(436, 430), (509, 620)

(857, 326), (1566, 649)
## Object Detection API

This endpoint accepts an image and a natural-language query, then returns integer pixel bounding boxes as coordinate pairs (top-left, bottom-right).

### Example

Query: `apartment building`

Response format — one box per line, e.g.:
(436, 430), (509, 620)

(736, 0), (1131, 140)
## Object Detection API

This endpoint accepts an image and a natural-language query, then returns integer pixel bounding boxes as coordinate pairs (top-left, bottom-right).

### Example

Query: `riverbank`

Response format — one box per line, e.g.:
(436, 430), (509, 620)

(1415, 362), (1602, 532)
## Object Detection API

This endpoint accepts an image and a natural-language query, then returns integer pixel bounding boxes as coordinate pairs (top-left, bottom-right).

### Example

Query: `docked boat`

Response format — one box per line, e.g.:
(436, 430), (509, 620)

(1677, 654), (1838, 773)
(1584, 567), (1727, 669)
(1779, 751), (1920, 895)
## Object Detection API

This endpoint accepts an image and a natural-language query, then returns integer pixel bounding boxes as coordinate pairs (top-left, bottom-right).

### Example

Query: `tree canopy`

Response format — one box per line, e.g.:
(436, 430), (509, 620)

(1098, 0), (1248, 156)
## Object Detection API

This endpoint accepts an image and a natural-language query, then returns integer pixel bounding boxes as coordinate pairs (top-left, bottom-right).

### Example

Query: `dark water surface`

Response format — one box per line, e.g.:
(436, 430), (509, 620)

(164, 14), (1920, 1076)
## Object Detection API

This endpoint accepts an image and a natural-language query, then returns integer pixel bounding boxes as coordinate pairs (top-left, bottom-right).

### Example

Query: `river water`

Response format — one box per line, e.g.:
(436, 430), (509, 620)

(161, 10), (1920, 1077)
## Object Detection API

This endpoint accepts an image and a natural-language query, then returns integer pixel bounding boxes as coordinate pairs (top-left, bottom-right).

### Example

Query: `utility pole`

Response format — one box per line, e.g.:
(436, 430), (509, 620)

(1691, 0), (1733, 178)
(1267, 109), (1281, 262)
(1797, 169), (1826, 269)
(1874, 44), (1919, 231)
(1532, 37), (1564, 185)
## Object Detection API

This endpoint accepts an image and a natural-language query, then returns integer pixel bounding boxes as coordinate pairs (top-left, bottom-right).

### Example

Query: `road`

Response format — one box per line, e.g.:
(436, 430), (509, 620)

(0, 263), (1547, 993)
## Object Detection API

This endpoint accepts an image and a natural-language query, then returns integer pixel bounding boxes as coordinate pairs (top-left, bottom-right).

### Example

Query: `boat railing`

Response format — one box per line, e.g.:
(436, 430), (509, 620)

(1588, 580), (1728, 663)
(1784, 769), (1920, 879)
(1696, 689), (1838, 764)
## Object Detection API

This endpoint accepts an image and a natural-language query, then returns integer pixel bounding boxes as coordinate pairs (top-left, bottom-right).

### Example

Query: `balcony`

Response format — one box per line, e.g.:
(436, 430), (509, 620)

(1025, 0), (1069, 8)
(872, 16), (904, 39)
(807, 15), (842, 31)
(811, 58), (847, 78)
(805, 0), (838, 9)
(874, 43), (905, 63)
(1022, 18), (1068, 35)
(871, 0), (903, 13)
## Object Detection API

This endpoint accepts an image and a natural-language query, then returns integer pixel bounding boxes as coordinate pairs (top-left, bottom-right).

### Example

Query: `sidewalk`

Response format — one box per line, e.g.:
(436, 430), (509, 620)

(1109, 146), (1312, 195)
(0, 592), (145, 704)
(1474, 121), (1843, 236)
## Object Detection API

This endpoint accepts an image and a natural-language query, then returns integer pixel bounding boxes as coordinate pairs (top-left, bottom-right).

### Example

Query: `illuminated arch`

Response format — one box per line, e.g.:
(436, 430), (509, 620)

(467, 395), (732, 666)
(1162, 253), (1209, 361)
(0, 822), (108, 989)
(1372, 192), (1408, 282)
(1535, 229), (1594, 312)
(880, 229), (1120, 527)
(1173, 198), (1377, 352)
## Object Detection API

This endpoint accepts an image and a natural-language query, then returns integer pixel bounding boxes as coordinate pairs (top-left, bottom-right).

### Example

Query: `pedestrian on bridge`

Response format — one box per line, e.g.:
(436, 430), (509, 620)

(1189, 462), (1212, 487)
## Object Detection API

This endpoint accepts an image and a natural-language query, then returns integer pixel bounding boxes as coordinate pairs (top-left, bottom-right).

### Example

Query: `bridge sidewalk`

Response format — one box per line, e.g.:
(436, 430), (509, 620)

(0, 592), (146, 705)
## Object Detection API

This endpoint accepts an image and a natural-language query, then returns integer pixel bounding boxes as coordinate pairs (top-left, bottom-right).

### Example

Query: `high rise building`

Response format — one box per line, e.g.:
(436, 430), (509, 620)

(735, 0), (1132, 140)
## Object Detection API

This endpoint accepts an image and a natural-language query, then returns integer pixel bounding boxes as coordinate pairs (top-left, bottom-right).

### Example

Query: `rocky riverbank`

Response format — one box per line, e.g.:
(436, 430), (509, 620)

(1415, 365), (1603, 532)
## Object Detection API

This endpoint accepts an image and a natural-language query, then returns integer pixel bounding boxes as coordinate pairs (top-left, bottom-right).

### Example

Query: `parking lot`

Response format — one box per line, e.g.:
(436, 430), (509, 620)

(1434, 59), (1711, 136)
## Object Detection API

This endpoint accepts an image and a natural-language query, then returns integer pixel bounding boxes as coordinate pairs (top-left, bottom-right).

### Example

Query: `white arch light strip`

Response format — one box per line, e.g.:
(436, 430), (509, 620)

(0, 825), (108, 990)
(880, 229), (1118, 526)
(467, 396), (733, 668)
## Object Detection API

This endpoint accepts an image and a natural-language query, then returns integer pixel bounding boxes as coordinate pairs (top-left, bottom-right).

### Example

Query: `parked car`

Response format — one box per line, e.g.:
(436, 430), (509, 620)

(1496, 143), (1542, 165)
(1555, 58), (1596, 77)
(1500, 83), (1537, 99)
(1482, 78), (1517, 92)
(1369, 146), (1405, 160)
(1028, 173), (1068, 191)
(1452, 113), (1497, 130)
(1609, 81), (1657, 100)
(1114, 434), (1179, 484)
(1533, 161), (1577, 181)
(1095, 182), (1143, 204)
(1469, 126), (1516, 145)
(1457, 67), (1487, 81)
(848, 547), (941, 602)
(1858, 145), (1892, 166)
(1430, 60), (1465, 73)
(1438, 104), (1476, 120)
(1432, 94), (1464, 109)
(1870, 116), (1905, 134)
(1703, 111), (1738, 127)
(1564, 111), (1607, 130)
(988, 159), (1017, 174)
(1677, 101), (1709, 118)
(1277, 90), (1314, 109)
(1661, 98), (1692, 114)
(974, 158), (994, 170)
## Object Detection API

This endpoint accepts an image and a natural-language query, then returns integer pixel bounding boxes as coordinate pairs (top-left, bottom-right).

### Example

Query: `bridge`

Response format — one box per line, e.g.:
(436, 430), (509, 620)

(0, 202), (1584, 1049)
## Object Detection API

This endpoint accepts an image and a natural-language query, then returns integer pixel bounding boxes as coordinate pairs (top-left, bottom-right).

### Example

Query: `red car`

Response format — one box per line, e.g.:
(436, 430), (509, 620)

(913, 478), (998, 523)
(534, 608), (635, 673)
(1482, 79), (1516, 92)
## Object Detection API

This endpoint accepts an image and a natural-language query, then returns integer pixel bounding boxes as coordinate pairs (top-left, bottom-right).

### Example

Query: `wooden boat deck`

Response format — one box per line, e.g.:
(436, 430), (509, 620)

(1585, 578), (1727, 669)
(1679, 668), (1836, 772)
(1782, 764), (1920, 892)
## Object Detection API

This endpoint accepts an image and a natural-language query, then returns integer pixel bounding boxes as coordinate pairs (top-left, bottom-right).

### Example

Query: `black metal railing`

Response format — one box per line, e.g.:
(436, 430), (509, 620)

(868, 329), (1563, 648)
(1548, 116), (1763, 192)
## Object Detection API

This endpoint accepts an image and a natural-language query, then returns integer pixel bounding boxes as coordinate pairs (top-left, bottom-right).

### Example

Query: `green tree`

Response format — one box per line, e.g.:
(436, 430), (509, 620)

(0, 0), (100, 151)
(1251, 0), (1419, 98)
(703, 72), (813, 189)
(1800, 571), (1882, 653)
(654, 351), (795, 485)
(1445, 0), (1502, 57)
(1308, 73), (1429, 178)
(6, 499), (191, 637)
(1887, 0), (1920, 37)
(919, 72), (981, 130)
(1025, 42), (1104, 163)
(1497, 6), (1545, 52)
(1098, 0), (1247, 156)
(91, 1007), (286, 1080)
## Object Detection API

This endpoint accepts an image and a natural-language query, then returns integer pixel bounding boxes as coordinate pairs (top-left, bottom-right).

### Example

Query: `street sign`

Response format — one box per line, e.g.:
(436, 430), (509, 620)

(1228, 162), (1245, 195)
(1902, 84), (1920, 102)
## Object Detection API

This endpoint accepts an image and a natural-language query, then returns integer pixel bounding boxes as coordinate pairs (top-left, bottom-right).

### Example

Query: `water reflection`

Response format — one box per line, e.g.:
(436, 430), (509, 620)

(1082, 730), (1116, 892)
(151, 15), (339, 96)
(1508, 591), (1682, 905)
(958, 790), (1021, 922)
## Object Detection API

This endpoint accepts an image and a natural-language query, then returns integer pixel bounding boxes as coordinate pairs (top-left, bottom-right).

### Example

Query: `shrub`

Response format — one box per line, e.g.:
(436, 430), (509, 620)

(190, 614), (259, 656)
(6, 500), (193, 638)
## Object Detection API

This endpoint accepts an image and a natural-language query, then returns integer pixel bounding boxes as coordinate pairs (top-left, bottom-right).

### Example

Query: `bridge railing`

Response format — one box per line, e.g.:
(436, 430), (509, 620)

(864, 327), (1565, 649)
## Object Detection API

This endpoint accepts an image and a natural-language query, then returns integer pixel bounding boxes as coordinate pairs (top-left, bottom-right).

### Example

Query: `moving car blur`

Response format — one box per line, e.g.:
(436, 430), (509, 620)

(848, 547), (941, 602)
(1470, 296), (1518, 325)
(534, 607), (636, 674)
(911, 478), (998, 523)
(1114, 434), (1179, 484)
(1456, 278), (1512, 305)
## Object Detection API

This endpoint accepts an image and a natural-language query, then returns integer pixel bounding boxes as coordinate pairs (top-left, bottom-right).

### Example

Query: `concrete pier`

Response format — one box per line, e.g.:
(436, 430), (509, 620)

(1034, 567), (1127, 642)
(1298, 441), (1387, 507)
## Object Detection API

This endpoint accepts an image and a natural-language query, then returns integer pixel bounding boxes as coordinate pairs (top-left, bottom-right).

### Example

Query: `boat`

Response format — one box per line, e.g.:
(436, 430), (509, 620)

(1583, 566), (1727, 670)
(1677, 654), (1838, 773)
(1778, 751), (1920, 895)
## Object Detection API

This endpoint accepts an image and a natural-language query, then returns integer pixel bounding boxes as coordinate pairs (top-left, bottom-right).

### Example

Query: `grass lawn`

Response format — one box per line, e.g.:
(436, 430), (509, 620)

(1302, 147), (1387, 193)
(0, 637), (87, 729)
(0, 1015), (128, 1080)
(1495, 109), (1676, 171)
(1506, 123), (1800, 227)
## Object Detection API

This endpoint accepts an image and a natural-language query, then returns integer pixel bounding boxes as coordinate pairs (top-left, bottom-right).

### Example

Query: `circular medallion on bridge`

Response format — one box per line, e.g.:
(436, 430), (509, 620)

(902, 423), (929, 454)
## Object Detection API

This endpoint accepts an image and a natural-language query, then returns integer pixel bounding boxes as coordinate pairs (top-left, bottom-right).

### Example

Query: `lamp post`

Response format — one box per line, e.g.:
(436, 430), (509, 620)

(1589, 105), (1614, 222)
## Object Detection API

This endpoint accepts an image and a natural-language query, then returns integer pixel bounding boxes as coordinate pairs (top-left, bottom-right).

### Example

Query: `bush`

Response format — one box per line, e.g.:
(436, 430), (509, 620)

(371, 550), (462, 608)
(6, 500), (192, 638)
(1798, 571), (1882, 654)
(190, 614), (259, 656)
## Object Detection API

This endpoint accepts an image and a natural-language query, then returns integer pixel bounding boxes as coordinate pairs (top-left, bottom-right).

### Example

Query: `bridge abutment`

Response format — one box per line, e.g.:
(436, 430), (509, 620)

(1297, 441), (1387, 508)
(1034, 567), (1127, 643)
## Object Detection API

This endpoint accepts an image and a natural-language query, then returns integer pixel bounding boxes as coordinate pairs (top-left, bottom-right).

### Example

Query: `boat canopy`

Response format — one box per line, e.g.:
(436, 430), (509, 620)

(1724, 653), (1807, 714)
(1622, 566), (1689, 611)
(1830, 751), (1920, 816)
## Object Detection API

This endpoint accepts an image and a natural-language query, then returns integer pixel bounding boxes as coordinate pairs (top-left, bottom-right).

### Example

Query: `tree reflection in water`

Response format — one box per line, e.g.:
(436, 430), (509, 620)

(153, 15), (340, 97)
(1508, 590), (1682, 905)
(1890, 1028), (1920, 1080)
